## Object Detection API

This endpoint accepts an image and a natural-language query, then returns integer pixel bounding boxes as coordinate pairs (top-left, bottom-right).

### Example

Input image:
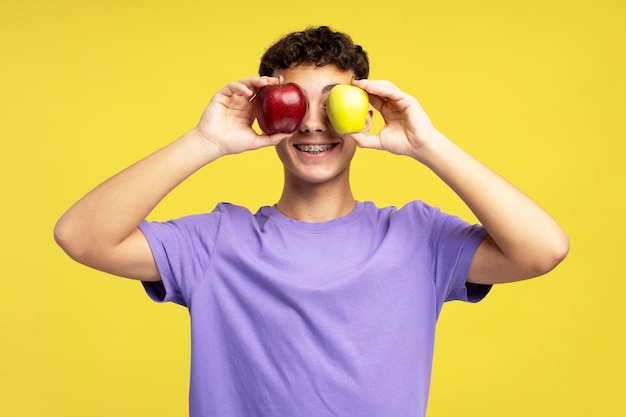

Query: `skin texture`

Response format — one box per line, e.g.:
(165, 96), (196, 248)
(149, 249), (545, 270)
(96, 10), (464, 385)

(272, 65), (367, 222)
(54, 64), (568, 285)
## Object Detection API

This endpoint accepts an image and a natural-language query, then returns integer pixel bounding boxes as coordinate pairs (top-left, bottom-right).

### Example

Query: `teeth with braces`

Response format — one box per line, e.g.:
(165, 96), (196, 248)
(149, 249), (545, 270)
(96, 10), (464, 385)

(295, 144), (335, 154)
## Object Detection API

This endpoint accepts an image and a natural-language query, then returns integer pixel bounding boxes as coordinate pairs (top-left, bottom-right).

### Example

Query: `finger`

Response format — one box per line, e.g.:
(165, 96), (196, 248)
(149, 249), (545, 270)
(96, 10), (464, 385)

(368, 94), (387, 112)
(353, 79), (406, 102)
(350, 132), (383, 151)
(220, 77), (282, 100)
(252, 132), (291, 149)
(267, 132), (291, 145)
(219, 81), (255, 99)
(240, 76), (282, 91)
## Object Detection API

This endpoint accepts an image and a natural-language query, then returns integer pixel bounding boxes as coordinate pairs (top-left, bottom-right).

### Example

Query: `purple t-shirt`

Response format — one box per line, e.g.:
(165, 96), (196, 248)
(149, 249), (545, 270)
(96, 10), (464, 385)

(139, 201), (489, 417)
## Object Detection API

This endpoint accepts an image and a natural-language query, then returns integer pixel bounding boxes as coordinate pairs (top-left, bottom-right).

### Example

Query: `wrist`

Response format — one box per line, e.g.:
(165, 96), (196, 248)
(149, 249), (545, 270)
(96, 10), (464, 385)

(407, 130), (450, 164)
(185, 128), (228, 162)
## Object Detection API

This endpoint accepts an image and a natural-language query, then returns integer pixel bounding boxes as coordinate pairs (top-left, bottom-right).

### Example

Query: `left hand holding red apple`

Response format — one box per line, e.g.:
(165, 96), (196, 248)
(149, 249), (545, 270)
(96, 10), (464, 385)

(350, 79), (443, 160)
(194, 76), (292, 157)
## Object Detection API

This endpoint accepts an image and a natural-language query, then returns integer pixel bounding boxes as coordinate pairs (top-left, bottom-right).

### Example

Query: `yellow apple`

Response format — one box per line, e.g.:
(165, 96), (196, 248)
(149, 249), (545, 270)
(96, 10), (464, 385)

(326, 84), (369, 134)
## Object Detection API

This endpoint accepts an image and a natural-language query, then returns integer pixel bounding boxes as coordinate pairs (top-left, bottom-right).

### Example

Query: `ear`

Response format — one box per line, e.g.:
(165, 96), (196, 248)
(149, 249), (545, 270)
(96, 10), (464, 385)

(362, 107), (374, 133)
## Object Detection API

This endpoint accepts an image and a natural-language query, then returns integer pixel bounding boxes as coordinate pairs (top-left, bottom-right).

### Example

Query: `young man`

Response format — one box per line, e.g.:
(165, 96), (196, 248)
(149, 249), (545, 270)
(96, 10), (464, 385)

(54, 26), (568, 417)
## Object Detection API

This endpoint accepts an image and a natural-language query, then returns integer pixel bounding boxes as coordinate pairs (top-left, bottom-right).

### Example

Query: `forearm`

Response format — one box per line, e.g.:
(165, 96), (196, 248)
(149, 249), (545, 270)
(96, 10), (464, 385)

(351, 78), (568, 281)
(54, 130), (221, 259)
(415, 132), (569, 279)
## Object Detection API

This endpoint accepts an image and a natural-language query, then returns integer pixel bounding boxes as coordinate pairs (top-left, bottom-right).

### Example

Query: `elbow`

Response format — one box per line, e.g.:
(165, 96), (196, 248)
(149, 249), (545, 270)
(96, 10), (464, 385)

(54, 218), (76, 258)
(528, 232), (570, 278)
(473, 231), (570, 285)
(53, 217), (92, 264)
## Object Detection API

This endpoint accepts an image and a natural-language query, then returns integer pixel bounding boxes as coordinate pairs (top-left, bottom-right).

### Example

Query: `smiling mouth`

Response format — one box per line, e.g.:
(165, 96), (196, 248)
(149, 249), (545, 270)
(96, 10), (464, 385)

(294, 144), (338, 154)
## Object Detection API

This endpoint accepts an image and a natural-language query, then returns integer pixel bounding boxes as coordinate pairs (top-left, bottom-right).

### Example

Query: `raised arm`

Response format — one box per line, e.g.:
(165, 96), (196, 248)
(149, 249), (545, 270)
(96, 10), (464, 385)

(54, 76), (288, 281)
(352, 79), (569, 284)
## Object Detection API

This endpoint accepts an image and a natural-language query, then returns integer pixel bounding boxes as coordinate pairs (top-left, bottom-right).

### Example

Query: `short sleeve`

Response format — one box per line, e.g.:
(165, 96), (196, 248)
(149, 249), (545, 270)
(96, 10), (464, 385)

(422, 204), (491, 306)
(138, 211), (222, 307)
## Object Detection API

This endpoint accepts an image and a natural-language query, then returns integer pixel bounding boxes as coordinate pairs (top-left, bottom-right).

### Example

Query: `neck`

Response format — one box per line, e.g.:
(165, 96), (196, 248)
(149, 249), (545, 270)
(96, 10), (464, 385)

(276, 177), (356, 223)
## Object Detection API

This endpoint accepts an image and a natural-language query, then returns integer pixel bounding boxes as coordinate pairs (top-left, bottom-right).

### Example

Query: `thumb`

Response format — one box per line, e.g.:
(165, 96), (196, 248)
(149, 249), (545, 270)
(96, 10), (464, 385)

(253, 132), (291, 149)
(350, 132), (383, 151)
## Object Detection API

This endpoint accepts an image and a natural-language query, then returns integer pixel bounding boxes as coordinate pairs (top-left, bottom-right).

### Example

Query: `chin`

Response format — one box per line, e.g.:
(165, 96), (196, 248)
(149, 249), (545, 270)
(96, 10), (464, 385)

(285, 168), (351, 187)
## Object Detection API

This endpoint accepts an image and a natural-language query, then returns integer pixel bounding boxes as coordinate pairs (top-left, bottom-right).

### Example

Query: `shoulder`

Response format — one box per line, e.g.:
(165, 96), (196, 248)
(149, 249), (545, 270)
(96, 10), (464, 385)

(386, 200), (486, 247)
(355, 199), (439, 223)
(397, 200), (443, 217)
(383, 200), (445, 229)
(140, 202), (255, 243)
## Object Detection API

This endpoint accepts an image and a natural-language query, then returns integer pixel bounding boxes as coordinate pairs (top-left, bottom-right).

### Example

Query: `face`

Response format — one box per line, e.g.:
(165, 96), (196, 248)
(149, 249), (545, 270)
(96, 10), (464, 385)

(273, 64), (372, 187)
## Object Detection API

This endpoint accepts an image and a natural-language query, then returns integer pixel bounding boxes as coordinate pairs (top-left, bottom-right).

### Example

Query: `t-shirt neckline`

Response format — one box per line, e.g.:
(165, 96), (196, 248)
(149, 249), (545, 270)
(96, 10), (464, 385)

(265, 201), (366, 232)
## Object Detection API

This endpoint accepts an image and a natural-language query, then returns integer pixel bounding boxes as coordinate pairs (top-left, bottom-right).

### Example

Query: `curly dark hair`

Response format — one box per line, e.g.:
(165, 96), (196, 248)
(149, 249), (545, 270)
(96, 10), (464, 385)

(259, 26), (369, 79)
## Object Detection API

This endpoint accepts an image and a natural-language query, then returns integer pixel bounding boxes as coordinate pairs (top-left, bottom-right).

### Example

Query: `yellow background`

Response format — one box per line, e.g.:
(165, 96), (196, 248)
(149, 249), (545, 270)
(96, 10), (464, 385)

(2, 0), (624, 415)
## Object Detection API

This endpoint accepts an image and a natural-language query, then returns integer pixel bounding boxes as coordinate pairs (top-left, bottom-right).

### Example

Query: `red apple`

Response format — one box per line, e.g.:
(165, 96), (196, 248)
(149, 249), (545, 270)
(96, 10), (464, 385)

(253, 83), (307, 134)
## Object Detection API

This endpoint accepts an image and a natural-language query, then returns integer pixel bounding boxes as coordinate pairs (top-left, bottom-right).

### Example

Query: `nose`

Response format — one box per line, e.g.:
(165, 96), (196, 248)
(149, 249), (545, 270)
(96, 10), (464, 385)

(299, 105), (328, 133)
